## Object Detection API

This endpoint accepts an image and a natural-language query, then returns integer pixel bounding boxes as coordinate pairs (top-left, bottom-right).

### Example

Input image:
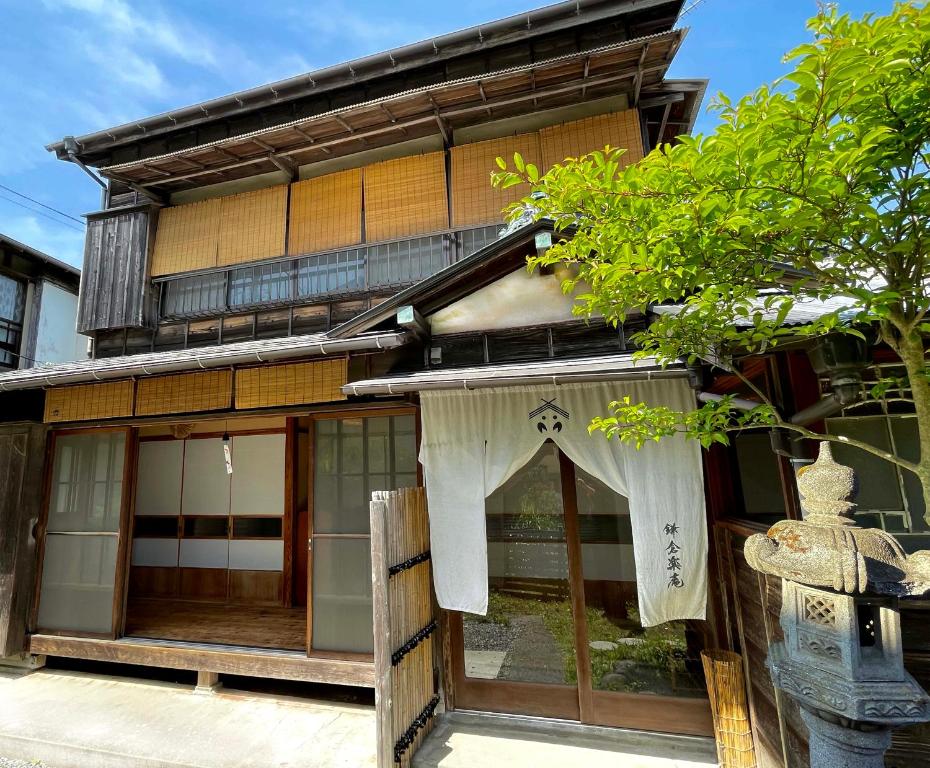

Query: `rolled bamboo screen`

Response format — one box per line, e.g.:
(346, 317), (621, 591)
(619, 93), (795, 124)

(150, 198), (221, 276)
(539, 108), (644, 170)
(44, 380), (135, 423)
(450, 132), (542, 227)
(288, 168), (363, 255)
(135, 370), (233, 416)
(701, 649), (757, 768)
(235, 358), (347, 410)
(364, 152), (449, 242)
(216, 185), (287, 267)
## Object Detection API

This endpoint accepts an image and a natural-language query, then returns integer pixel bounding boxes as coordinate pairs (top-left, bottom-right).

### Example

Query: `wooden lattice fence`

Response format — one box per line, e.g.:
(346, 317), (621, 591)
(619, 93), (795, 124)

(370, 487), (439, 768)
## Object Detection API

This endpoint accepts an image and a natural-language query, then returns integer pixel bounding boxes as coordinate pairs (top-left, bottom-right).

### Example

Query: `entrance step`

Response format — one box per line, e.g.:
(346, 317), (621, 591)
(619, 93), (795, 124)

(413, 711), (719, 768)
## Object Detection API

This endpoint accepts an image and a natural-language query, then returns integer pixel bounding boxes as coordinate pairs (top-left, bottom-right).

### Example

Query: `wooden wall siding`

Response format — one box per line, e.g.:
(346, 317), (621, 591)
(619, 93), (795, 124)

(539, 109), (644, 170)
(217, 185), (288, 267)
(716, 526), (809, 768)
(235, 358), (347, 410)
(288, 169), (363, 255)
(450, 133), (542, 228)
(44, 380), (135, 423)
(364, 152), (449, 242)
(0, 424), (47, 656)
(150, 198), (221, 276)
(78, 210), (151, 333)
(135, 370), (233, 416)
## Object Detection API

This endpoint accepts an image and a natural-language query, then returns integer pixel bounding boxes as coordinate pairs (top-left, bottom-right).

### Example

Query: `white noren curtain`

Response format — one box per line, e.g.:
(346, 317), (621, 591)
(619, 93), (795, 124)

(419, 377), (707, 627)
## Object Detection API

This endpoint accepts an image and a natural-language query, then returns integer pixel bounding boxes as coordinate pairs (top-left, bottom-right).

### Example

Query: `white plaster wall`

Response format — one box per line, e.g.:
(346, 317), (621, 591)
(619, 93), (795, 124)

(34, 281), (87, 364)
(428, 268), (592, 334)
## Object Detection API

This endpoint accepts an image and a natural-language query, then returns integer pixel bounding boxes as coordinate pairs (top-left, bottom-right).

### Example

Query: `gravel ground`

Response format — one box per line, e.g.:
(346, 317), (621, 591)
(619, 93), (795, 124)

(0, 760), (50, 768)
(463, 618), (516, 652)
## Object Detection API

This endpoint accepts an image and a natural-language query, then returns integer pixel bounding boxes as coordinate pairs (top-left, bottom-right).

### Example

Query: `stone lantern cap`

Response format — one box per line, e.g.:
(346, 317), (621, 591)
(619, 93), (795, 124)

(745, 442), (930, 597)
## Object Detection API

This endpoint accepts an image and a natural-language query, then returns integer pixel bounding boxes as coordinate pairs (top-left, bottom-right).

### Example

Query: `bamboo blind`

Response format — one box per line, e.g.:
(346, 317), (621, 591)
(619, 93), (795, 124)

(450, 133), (542, 227)
(364, 152), (449, 242)
(235, 358), (347, 410)
(135, 370), (233, 416)
(288, 169), (363, 255)
(217, 185), (287, 267)
(44, 380), (135, 423)
(539, 108), (644, 170)
(701, 650), (757, 768)
(150, 198), (221, 277)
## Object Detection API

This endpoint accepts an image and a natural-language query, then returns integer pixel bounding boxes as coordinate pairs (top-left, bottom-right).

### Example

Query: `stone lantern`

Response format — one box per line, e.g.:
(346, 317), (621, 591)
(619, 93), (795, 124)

(745, 442), (930, 768)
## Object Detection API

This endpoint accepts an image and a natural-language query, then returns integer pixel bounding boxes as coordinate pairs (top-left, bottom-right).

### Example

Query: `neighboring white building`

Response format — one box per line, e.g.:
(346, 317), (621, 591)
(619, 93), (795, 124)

(0, 234), (85, 370)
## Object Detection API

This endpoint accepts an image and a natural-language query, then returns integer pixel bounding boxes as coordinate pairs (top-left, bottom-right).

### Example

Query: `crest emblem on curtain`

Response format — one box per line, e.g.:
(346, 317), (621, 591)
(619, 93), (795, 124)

(528, 398), (570, 433)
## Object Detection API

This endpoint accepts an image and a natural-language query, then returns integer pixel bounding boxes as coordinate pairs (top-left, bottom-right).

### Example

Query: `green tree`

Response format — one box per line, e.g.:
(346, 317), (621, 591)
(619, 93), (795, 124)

(494, 3), (930, 521)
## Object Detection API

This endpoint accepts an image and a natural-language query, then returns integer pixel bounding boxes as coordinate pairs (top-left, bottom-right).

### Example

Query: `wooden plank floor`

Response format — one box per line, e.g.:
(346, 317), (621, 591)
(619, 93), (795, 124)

(125, 598), (307, 651)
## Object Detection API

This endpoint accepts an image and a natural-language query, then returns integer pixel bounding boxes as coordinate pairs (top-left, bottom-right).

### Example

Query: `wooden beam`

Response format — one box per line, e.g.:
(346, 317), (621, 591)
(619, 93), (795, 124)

(268, 154), (298, 180)
(29, 634), (376, 687)
(632, 42), (650, 106)
(396, 305), (429, 341)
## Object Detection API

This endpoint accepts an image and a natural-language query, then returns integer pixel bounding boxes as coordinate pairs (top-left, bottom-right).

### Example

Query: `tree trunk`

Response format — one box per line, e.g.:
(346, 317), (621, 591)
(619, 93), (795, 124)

(895, 329), (930, 526)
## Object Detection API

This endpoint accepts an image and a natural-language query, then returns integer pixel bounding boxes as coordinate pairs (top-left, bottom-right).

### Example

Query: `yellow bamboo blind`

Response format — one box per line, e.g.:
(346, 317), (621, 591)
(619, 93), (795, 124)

(150, 198), (221, 277)
(539, 109), (644, 170)
(364, 152), (449, 242)
(288, 169), (363, 255)
(450, 133), (542, 228)
(135, 370), (233, 416)
(235, 358), (347, 410)
(217, 185), (287, 267)
(44, 380), (135, 423)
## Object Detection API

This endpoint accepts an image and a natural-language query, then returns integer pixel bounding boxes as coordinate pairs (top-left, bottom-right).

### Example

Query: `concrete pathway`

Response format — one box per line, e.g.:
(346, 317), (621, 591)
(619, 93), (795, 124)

(0, 668), (375, 768)
(414, 712), (719, 768)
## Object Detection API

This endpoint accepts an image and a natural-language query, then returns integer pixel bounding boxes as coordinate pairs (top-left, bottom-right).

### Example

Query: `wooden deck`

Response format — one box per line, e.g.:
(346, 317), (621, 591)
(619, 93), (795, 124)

(125, 598), (306, 651)
(29, 634), (375, 687)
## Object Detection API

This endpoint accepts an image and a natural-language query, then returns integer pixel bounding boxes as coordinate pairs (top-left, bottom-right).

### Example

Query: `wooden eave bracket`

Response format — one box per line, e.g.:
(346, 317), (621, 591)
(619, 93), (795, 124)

(396, 305), (429, 342)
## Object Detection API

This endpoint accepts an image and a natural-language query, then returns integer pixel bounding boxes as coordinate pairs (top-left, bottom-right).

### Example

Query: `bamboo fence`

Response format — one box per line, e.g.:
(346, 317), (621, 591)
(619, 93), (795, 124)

(701, 649), (757, 768)
(370, 487), (439, 768)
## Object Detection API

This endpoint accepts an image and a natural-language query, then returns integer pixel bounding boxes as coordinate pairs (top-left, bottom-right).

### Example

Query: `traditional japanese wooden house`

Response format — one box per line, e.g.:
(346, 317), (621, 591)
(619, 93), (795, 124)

(2, 1), (927, 766)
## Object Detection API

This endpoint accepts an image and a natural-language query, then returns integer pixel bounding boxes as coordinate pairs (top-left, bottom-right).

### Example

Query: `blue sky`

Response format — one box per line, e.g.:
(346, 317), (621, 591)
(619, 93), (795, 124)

(0, 0), (892, 268)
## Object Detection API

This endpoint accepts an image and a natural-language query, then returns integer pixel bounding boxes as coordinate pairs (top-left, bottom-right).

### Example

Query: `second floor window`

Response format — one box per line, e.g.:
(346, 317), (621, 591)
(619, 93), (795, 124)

(0, 273), (26, 368)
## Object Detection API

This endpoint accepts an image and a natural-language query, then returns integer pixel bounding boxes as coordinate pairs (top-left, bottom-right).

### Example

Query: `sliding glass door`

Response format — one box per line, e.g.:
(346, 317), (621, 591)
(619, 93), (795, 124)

(310, 412), (417, 655)
(35, 429), (131, 636)
(454, 442), (712, 735)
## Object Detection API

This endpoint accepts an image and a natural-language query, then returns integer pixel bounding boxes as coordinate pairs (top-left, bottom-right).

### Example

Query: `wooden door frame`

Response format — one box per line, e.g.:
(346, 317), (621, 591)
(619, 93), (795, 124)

(305, 404), (418, 660)
(30, 425), (136, 640)
(449, 444), (715, 737)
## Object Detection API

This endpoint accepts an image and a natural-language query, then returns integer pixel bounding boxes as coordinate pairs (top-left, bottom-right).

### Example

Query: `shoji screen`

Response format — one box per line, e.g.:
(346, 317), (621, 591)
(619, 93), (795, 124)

(217, 185), (287, 267)
(36, 431), (127, 634)
(363, 152), (449, 242)
(131, 440), (183, 597)
(179, 438), (230, 599)
(288, 169), (363, 255)
(450, 133), (542, 227)
(150, 198), (221, 276)
(539, 109), (644, 170)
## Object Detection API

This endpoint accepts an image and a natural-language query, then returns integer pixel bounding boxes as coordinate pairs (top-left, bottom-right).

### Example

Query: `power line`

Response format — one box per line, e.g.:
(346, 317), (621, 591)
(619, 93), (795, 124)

(680, 0), (710, 19)
(0, 184), (84, 225)
(0, 193), (85, 233)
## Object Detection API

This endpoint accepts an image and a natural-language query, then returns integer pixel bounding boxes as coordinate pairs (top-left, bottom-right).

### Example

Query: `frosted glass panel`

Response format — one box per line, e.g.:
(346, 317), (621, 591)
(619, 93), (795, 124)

(136, 440), (183, 516)
(181, 438), (231, 516)
(48, 432), (125, 532)
(311, 538), (373, 653)
(314, 414), (417, 534)
(180, 539), (229, 568)
(230, 434), (285, 516)
(37, 534), (118, 633)
(131, 538), (180, 567)
(229, 540), (284, 571)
